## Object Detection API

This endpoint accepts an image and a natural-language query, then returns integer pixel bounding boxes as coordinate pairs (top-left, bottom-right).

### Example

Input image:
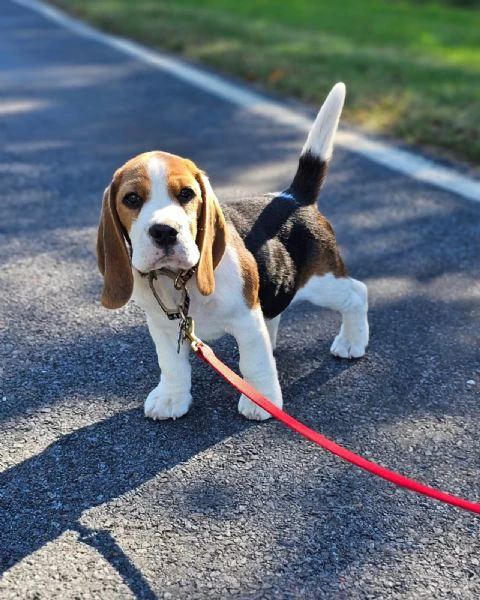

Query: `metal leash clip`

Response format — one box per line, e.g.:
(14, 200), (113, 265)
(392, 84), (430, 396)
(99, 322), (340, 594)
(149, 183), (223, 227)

(179, 315), (202, 352)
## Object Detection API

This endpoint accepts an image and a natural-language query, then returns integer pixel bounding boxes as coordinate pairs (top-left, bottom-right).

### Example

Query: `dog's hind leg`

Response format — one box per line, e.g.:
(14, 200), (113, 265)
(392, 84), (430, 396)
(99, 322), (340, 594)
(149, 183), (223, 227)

(265, 314), (281, 351)
(294, 273), (369, 358)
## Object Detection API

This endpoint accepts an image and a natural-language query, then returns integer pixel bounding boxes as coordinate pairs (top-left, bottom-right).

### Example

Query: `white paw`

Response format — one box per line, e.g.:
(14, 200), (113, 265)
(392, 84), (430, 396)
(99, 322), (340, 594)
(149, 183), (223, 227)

(238, 393), (283, 421)
(144, 385), (192, 420)
(330, 332), (367, 359)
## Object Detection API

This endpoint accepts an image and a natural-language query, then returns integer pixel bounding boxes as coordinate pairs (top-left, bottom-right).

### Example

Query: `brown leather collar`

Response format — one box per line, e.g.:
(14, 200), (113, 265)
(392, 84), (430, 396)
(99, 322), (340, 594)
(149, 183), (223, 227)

(146, 268), (195, 321)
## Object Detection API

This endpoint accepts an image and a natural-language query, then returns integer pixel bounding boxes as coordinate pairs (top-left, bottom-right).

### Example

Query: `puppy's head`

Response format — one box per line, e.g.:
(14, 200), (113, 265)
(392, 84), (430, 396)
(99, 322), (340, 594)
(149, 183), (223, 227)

(97, 151), (227, 309)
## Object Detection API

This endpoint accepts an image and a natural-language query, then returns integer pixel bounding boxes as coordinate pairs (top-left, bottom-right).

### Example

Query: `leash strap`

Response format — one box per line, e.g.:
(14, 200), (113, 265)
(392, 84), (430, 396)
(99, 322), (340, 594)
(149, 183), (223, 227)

(146, 274), (479, 515)
(195, 342), (480, 515)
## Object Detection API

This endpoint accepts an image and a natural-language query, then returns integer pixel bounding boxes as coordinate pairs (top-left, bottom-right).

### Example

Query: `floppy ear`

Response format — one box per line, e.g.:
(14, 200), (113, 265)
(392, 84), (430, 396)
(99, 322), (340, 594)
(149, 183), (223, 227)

(96, 182), (133, 309)
(195, 171), (227, 296)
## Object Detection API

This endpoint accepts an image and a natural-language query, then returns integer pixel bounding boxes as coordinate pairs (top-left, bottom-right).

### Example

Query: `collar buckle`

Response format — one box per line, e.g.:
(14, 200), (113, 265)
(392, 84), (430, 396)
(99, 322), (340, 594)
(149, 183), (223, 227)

(147, 267), (195, 321)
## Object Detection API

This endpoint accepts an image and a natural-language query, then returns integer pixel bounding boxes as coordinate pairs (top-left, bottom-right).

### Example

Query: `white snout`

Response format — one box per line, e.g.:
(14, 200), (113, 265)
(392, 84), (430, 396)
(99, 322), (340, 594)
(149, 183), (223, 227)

(131, 206), (199, 273)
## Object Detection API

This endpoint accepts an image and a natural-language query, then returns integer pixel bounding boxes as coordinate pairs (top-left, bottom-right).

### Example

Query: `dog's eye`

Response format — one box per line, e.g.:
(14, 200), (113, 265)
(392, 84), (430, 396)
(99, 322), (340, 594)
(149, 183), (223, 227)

(178, 187), (195, 203)
(123, 192), (143, 209)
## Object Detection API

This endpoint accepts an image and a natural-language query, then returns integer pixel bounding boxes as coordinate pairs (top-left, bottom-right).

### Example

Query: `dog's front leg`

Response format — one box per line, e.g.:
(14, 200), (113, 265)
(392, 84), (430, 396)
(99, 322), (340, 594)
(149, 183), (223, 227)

(228, 307), (283, 421)
(144, 315), (192, 420)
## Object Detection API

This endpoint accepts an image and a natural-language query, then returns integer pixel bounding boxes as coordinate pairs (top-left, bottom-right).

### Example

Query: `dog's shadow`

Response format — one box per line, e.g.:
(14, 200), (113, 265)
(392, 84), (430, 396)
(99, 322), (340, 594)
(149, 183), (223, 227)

(0, 377), (243, 572)
(3, 293), (478, 597)
(0, 311), (354, 581)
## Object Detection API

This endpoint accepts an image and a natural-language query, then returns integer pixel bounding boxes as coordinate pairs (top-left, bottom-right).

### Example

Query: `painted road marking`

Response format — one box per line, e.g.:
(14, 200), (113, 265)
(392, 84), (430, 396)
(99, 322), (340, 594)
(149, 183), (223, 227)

(11, 0), (480, 203)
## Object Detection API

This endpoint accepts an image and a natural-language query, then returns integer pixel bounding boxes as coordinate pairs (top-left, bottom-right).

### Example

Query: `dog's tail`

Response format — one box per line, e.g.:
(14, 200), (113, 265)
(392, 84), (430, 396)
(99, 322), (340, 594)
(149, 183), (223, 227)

(285, 82), (345, 205)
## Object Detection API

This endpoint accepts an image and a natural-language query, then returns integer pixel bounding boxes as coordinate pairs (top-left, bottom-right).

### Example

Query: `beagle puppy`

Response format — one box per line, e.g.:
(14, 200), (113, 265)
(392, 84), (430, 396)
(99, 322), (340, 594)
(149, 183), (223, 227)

(97, 83), (369, 421)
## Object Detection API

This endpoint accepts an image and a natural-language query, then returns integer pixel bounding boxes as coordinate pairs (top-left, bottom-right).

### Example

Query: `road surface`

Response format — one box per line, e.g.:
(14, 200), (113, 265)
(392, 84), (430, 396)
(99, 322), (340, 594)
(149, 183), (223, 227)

(1, 1), (479, 598)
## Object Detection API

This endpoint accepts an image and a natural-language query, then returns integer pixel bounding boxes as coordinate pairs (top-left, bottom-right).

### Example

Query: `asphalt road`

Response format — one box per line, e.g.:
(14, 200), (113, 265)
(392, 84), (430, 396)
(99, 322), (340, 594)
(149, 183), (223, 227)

(1, 2), (479, 598)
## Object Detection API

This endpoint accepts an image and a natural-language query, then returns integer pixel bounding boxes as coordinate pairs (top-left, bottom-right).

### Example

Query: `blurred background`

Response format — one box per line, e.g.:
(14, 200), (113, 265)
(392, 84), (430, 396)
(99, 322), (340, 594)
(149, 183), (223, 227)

(52, 0), (480, 168)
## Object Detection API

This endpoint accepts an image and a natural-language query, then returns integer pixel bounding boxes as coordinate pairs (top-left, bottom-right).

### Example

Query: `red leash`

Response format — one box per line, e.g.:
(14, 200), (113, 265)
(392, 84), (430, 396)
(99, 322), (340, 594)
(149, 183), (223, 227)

(195, 342), (480, 515)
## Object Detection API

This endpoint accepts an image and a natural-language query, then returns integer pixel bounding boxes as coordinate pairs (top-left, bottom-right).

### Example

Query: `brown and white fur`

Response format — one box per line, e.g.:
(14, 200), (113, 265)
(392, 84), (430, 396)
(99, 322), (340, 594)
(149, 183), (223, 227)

(97, 83), (369, 421)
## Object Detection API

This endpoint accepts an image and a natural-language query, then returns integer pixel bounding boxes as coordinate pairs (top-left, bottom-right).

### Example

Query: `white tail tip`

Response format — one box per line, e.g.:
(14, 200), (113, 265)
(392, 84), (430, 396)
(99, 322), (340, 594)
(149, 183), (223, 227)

(301, 82), (346, 162)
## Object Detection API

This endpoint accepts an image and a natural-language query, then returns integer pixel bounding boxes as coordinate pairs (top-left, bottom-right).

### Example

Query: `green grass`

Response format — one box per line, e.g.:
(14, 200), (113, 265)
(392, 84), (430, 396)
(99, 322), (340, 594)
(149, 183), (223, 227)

(52, 0), (480, 166)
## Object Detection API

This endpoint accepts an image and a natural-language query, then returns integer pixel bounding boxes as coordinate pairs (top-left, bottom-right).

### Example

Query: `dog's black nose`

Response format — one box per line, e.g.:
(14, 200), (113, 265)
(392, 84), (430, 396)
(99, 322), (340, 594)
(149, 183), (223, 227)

(149, 224), (178, 246)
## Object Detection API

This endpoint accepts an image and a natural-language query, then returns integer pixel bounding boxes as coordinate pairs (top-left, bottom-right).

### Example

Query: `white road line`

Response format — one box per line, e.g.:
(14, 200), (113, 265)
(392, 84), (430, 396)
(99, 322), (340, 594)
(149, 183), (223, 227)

(12, 0), (480, 204)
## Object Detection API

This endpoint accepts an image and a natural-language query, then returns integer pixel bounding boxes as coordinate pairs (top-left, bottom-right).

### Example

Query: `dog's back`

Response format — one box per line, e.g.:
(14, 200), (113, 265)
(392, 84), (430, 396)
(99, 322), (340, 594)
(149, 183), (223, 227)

(222, 83), (347, 319)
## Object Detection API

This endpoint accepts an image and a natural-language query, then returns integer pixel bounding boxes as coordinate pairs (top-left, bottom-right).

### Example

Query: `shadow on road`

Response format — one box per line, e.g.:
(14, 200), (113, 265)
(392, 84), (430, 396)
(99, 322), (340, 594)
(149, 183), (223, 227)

(1, 5), (479, 596)
(1, 291), (478, 595)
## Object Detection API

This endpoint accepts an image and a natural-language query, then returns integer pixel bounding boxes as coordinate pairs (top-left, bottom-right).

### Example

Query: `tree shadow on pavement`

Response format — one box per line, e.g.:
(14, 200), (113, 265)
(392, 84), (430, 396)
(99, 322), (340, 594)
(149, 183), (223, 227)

(1, 6), (479, 596)
(74, 522), (158, 600)
(0, 402), (239, 570)
(1, 290), (479, 597)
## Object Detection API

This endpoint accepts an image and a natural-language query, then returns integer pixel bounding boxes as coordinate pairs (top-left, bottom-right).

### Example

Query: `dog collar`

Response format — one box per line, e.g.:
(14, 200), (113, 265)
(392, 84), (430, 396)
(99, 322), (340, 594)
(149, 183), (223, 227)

(147, 267), (195, 321)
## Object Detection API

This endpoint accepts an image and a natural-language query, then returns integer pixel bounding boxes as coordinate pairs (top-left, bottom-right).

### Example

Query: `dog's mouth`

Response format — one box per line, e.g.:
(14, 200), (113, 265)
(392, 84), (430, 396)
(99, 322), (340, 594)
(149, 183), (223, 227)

(136, 253), (198, 277)
(131, 235), (200, 277)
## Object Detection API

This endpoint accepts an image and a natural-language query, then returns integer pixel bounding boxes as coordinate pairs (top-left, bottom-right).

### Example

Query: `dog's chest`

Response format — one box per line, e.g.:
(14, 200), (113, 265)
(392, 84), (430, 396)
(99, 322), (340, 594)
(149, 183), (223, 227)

(131, 246), (245, 341)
